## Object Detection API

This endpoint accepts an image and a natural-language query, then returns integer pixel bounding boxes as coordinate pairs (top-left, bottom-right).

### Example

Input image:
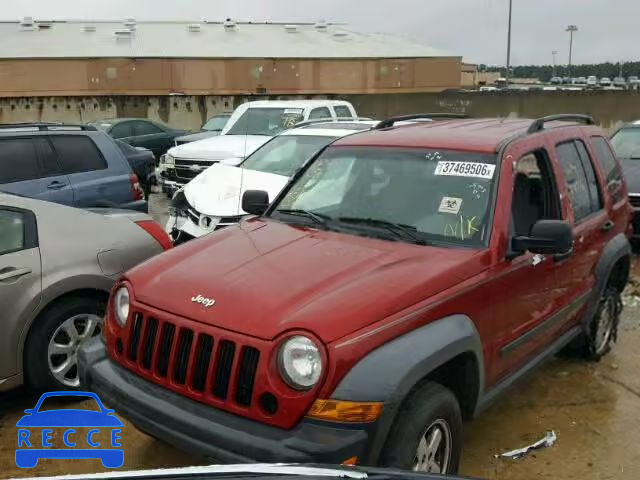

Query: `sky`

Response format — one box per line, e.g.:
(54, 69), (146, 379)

(3, 0), (639, 65)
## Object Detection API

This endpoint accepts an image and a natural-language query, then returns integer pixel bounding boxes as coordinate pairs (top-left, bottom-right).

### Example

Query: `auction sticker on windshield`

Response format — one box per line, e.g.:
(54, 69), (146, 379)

(434, 161), (496, 179)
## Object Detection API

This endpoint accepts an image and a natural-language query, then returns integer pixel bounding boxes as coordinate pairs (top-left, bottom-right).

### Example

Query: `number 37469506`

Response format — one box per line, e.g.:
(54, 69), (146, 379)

(434, 161), (496, 179)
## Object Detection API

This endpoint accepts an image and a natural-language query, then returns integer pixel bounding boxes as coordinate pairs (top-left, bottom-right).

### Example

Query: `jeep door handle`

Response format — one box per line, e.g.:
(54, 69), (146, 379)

(601, 220), (615, 232)
(0, 267), (32, 281)
(47, 181), (66, 190)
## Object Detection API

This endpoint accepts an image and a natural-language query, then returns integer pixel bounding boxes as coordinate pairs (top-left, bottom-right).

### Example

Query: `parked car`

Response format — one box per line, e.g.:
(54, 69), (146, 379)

(90, 118), (186, 160)
(158, 100), (358, 197)
(115, 140), (156, 198)
(18, 464), (476, 480)
(613, 77), (627, 88)
(562, 76), (571, 84)
(166, 120), (377, 244)
(610, 120), (640, 237)
(600, 77), (612, 87)
(629, 76), (640, 90)
(80, 113), (633, 475)
(0, 123), (147, 212)
(0, 192), (171, 392)
(587, 76), (598, 87)
(549, 76), (563, 85)
(575, 76), (587, 85)
(174, 114), (232, 146)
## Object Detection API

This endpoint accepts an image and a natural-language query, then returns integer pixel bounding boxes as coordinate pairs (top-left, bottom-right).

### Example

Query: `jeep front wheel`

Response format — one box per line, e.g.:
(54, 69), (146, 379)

(380, 382), (463, 474)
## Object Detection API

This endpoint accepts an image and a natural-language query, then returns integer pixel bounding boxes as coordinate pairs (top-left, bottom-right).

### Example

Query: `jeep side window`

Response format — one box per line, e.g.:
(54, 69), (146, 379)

(591, 136), (624, 203)
(556, 141), (600, 223)
(511, 151), (561, 236)
(574, 140), (603, 213)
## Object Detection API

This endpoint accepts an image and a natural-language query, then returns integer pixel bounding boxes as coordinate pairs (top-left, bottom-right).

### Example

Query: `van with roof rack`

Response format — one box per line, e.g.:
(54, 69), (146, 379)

(0, 123), (147, 212)
(80, 113), (632, 475)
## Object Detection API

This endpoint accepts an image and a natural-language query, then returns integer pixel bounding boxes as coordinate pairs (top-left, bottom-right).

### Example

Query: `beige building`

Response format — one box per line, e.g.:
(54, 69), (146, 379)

(0, 18), (463, 97)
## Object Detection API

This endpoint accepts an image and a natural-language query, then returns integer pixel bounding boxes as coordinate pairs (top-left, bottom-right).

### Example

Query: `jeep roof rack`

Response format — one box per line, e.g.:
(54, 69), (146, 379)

(375, 113), (469, 130)
(527, 114), (595, 134)
(0, 122), (97, 131)
(290, 117), (374, 129)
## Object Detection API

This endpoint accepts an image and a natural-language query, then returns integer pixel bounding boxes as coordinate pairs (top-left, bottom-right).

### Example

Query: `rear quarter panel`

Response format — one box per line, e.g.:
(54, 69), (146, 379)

(15, 203), (163, 374)
(68, 132), (135, 208)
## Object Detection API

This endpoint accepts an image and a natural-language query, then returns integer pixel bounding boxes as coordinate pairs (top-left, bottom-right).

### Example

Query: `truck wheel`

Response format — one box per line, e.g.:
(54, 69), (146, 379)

(380, 382), (463, 475)
(583, 286), (622, 361)
(25, 296), (106, 391)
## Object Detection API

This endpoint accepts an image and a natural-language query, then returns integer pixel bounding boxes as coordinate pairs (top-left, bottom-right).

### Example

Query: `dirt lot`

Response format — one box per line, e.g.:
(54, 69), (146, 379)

(0, 197), (638, 479)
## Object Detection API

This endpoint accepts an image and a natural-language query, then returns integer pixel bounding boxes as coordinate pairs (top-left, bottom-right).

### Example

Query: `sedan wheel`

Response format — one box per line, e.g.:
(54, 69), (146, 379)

(47, 314), (102, 388)
(413, 419), (452, 473)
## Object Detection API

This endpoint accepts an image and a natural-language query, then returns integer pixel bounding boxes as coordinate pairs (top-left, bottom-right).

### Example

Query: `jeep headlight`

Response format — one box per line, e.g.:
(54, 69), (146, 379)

(113, 286), (130, 327)
(278, 336), (323, 390)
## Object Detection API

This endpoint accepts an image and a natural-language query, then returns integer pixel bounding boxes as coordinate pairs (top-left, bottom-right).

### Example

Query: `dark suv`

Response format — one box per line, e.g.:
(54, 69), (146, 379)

(80, 114), (633, 475)
(0, 123), (147, 212)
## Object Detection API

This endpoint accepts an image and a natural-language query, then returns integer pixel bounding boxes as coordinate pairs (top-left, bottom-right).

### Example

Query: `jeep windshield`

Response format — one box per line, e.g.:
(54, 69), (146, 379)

(226, 108), (305, 136)
(271, 147), (498, 247)
(241, 135), (335, 177)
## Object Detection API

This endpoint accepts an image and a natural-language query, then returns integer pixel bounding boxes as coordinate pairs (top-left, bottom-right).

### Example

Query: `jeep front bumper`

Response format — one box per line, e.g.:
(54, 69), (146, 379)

(78, 338), (371, 464)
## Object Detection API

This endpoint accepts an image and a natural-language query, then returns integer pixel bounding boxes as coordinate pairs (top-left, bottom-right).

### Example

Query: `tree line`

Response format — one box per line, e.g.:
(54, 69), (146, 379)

(480, 62), (640, 80)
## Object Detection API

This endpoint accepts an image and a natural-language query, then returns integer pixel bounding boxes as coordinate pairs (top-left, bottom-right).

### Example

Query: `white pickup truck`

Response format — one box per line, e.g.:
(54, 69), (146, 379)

(158, 99), (358, 197)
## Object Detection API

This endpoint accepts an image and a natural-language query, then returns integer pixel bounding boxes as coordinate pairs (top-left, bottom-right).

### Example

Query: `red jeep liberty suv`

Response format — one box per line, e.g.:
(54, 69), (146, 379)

(80, 114), (633, 475)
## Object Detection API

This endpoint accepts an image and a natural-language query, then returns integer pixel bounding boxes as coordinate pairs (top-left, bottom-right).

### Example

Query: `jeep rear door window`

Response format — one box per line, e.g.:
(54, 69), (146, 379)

(241, 135), (335, 177)
(556, 141), (596, 222)
(50, 136), (108, 174)
(592, 136), (624, 202)
(227, 108), (304, 136)
(0, 138), (40, 184)
(273, 147), (498, 247)
(574, 140), (603, 213)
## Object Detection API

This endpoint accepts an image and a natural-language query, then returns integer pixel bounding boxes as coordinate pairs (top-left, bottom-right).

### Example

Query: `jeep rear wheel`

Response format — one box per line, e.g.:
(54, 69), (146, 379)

(586, 287), (622, 360)
(380, 382), (463, 474)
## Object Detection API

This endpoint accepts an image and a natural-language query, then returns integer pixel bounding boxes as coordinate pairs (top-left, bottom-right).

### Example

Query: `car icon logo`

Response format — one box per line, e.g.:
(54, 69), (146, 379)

(189, 164), (202, 172)
(15, 391), (124, 469)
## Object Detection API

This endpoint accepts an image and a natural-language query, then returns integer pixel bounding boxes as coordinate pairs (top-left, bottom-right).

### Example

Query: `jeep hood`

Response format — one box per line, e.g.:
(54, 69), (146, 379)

(127, 220), (488, 343)
(167, 135), (270, 161)
(620, 159), (640, 194)
(184, 165), (290, 216)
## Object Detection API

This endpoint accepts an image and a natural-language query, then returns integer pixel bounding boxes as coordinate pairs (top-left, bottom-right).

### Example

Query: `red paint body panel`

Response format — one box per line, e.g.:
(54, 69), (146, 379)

(105, 118), (633, 431)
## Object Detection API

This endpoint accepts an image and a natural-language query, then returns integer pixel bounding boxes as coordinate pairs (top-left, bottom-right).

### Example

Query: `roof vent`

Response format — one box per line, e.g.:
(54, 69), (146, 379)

(284, 24), (298, 33)
(83, 25), (96, 33)
(314, 20), (328, 31)
(114, 28), (133, 37)
(223, 18), (237, 30)
(188, 23), (202, 32)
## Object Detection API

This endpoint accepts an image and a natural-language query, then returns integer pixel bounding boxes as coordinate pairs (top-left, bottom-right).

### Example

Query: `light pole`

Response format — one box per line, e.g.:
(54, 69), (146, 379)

(566, 25), (578, 77)
(552, 50), (558, 77)
(505, 0), (513, 86)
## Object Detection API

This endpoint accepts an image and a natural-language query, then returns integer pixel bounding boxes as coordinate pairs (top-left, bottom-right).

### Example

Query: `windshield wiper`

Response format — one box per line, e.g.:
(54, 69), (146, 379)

(337, 217), (428, 245)
(276, 209), (333, 227)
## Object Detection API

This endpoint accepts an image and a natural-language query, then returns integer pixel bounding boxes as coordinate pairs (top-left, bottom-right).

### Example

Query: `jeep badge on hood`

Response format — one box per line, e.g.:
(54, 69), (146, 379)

(191, 295), (216, 308)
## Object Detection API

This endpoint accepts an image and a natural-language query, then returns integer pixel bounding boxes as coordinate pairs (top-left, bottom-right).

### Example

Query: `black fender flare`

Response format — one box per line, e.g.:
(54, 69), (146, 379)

(329, 314), (484, 465)
(580, 233), (631, 331)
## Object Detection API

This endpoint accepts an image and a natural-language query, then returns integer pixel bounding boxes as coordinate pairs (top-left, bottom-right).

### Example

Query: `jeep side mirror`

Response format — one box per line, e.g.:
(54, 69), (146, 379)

(512, 219), (573, 256)
(242, 190), (270, 216)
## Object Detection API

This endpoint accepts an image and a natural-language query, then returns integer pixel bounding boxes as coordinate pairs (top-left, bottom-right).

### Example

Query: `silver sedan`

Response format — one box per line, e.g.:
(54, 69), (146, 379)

(0, 193), (171, 392)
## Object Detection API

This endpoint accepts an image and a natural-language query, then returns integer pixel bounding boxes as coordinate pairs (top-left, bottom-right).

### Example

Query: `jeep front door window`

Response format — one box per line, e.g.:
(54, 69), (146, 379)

(273, 147), (498, 247)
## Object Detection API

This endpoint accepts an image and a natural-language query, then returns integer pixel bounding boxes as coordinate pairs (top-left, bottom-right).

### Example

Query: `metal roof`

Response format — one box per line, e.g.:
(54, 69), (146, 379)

(0, 19), (451, 59)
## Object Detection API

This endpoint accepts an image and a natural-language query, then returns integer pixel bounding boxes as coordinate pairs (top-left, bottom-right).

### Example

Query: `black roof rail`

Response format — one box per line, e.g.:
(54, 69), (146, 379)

(289, 117), (374, 129)
(0, 122), (97, 131)
(527, 114), (595, 134)
(375, 113), (469, 130)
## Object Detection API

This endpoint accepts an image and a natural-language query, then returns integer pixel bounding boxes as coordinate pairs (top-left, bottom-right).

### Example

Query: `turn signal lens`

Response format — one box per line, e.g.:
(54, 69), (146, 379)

(307, 399), (383, 423)
(342, 456), (359, 466)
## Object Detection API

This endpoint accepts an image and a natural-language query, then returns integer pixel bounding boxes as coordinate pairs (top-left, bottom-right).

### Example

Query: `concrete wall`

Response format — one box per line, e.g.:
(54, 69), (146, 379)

(1, 90), (639, 132)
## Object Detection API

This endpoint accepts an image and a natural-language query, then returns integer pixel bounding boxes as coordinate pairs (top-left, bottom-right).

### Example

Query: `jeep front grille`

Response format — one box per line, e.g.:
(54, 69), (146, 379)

(124, 311), (260, 407)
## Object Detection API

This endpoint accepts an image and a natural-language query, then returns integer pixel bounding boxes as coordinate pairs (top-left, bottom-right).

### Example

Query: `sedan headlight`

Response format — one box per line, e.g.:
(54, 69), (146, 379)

(278, 336), (323, 390)
(113, 286), (130, 327)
